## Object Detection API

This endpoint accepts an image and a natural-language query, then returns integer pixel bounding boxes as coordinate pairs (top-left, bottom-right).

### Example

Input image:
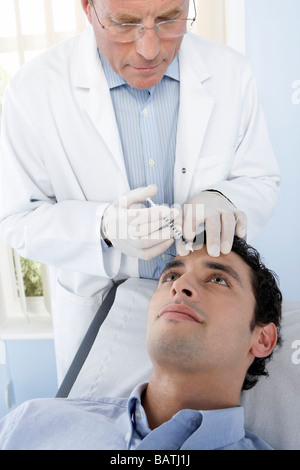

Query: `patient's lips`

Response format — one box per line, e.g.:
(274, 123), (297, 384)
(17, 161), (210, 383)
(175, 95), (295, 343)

(159, 303), (203, 323)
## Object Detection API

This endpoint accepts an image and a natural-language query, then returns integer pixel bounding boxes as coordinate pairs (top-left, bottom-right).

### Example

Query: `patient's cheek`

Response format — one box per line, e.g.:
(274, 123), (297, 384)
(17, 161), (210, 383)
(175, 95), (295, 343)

(148, 289), (162, 312)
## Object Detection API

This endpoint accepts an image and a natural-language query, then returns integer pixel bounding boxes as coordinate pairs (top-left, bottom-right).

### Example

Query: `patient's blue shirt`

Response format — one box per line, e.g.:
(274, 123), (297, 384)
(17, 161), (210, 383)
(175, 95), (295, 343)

(0, 383), (272, 450)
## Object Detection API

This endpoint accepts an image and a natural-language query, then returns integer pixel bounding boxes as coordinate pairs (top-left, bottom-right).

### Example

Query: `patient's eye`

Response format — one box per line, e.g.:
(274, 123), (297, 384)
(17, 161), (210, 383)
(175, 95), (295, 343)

(209, 275), (229, 287)
(160, 272), (180, 283)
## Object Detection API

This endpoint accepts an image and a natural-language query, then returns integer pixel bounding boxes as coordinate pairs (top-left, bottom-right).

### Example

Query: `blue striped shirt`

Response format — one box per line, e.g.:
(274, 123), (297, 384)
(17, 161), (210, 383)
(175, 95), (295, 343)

(99, 51), (180, 280)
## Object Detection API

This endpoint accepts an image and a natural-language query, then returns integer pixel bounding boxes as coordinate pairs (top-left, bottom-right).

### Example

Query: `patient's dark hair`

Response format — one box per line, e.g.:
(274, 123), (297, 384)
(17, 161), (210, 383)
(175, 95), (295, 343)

(230, 236), (282, 390)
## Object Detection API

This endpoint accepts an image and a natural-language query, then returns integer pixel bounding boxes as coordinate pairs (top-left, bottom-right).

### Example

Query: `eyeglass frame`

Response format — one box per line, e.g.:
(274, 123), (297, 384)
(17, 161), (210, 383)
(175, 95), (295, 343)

(88, 0), (197, 43)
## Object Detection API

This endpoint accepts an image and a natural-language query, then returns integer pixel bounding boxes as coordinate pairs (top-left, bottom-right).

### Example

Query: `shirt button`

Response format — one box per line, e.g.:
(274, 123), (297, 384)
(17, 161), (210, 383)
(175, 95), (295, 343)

(149, 159), (155, 167)
(125, 431), (131, 442)
(135, 409), (142, 420)
(161, 254), (167, 260)
(142, 108), (149, 116)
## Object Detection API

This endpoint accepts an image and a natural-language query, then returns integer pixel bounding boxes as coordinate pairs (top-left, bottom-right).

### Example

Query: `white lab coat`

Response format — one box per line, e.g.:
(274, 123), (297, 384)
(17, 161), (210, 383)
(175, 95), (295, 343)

(0, 26), (280, 379)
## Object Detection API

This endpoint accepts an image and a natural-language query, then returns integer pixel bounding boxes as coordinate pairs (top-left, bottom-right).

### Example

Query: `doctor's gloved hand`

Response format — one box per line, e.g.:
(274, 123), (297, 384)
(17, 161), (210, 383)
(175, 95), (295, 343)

(101, 185), (178, 260)
(177, 191), (247, 257)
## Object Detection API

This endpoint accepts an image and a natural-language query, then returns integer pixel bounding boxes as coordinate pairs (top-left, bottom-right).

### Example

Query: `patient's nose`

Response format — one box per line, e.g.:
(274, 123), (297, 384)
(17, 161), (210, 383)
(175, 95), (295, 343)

(171, 275), (198, 300)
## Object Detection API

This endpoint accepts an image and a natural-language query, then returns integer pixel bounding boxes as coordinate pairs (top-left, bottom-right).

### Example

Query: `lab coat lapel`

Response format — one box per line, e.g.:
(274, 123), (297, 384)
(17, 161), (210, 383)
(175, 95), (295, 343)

(175, 36), (215, 205)
(74, 27), (127, 178)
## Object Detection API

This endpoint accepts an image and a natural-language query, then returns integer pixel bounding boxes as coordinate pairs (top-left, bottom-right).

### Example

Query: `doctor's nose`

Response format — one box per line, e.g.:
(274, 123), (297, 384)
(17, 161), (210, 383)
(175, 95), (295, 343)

(171, 274), (200, 301)
(135, 28), (161, 61)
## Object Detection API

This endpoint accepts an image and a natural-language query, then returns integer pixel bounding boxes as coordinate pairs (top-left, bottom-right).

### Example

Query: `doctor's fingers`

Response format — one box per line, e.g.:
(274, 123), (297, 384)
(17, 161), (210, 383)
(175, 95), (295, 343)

(205, 213), (222, 257)
(219, 211), (236, 255)
(234, 210), (248, 239)
(127, 224), (175, 246)
(119, 184), (158, 208)
(174, 212), (196, 257)
(127, 207), (179, 236)
(220, 209), (247, 254)
(206, 210), (246, 257)
(177, 210), (219, 257)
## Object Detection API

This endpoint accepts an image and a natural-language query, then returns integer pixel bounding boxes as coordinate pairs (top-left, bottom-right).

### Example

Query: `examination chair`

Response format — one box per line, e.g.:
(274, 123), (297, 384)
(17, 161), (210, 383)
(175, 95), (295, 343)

(57, 278), (300, 450)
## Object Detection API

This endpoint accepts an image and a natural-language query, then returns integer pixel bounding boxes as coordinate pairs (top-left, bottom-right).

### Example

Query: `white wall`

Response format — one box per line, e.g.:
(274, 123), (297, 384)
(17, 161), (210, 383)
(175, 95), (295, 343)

(244, 0), (300, 301)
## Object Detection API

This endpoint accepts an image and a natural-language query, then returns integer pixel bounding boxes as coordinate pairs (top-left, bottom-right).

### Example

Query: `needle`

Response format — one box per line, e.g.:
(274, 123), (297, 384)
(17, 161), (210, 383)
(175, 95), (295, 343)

(146, 198), (194, 253)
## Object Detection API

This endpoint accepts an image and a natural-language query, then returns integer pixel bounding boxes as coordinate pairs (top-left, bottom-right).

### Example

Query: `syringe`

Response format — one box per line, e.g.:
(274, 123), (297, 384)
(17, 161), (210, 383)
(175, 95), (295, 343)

(146, 198), (194, 253)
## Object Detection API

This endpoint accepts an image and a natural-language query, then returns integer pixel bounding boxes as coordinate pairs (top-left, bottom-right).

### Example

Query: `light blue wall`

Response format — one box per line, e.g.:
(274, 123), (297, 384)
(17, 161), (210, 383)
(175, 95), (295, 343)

(244, 0), (300, 301)
(0, 340), (57, 419)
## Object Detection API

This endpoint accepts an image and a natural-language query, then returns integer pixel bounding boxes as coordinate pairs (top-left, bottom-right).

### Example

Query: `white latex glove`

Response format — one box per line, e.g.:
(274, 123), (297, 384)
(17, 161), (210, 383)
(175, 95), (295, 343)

(101, 185), (178, 260)
(177, 191), (247, 257)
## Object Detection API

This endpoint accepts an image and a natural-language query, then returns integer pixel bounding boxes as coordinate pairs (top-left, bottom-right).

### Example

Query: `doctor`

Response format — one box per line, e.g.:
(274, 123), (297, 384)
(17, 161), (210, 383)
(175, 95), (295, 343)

(0, 0), (280, 380)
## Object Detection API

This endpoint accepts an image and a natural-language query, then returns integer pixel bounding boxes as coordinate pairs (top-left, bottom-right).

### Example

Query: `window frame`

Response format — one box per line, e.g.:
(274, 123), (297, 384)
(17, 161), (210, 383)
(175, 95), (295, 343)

(0, 238), (52, 340)
(0, 0), (87, 74)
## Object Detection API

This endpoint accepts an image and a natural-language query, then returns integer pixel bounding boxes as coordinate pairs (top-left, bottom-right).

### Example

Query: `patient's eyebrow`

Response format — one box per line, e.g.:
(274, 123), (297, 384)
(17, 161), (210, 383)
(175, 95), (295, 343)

(159, 259), (185, 280)
(204, 262), (243, 287)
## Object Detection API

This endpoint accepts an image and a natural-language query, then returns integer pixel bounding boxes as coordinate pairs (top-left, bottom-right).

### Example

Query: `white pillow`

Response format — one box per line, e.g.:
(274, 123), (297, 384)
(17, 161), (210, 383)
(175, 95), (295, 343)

(69, 278), (155, 399)
(69, 280), (300, 450)
(240, 300), (300, 450)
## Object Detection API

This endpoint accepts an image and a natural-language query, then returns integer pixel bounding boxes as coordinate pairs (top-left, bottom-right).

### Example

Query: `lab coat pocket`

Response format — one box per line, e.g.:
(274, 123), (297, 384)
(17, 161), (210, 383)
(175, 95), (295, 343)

(189, 149), (235, 196)
(52, 280), (111, 382)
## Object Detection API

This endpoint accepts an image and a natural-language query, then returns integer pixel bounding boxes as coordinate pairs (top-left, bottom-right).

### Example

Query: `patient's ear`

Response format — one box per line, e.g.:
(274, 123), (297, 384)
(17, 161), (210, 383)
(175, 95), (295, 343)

(251, 323), (278, 358)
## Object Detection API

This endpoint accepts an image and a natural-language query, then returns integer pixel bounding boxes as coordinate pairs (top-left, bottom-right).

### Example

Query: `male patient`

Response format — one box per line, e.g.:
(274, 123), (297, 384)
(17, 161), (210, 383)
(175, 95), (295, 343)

(0, 237), (282, 450)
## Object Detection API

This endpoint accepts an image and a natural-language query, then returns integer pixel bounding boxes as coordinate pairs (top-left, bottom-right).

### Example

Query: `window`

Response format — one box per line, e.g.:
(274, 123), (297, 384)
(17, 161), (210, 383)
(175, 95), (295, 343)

(192, 0), (245, 54)
(0, 238), (52, 340)
(0, 0), (87, 75)
(0, 0), (87, 339)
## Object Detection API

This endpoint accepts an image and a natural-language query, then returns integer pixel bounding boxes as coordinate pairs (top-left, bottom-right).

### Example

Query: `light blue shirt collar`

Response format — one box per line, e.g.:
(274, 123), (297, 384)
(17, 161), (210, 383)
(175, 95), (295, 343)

(126, 383), (246, 450)
(98, 49), (180, 90)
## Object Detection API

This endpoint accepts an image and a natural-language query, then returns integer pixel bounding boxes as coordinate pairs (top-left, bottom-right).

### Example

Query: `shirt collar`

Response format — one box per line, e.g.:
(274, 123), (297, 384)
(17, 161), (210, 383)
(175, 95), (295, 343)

(126, 383), (246, 450)
(98, 49), (180, 90)
(127, 383), (147, 414)
(181, 407), (245, 450)
(126, 383), (150, 448)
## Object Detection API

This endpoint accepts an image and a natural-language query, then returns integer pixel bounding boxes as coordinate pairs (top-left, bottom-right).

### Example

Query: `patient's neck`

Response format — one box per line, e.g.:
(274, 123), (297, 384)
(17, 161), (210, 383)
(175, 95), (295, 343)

(142, 369), (241, 430)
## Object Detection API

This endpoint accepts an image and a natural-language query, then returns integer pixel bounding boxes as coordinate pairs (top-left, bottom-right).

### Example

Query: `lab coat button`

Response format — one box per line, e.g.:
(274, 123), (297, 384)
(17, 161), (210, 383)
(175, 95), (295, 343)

(182, 168), (187, 174)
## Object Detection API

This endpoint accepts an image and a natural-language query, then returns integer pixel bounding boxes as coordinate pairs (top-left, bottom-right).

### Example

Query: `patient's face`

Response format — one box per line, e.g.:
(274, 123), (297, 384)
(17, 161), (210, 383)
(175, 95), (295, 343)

(147, 247), (257, 375)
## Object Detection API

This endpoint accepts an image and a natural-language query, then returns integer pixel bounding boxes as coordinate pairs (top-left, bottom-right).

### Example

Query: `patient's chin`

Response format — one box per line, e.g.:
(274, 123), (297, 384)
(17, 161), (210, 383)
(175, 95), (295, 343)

(147, 336), (203, 374)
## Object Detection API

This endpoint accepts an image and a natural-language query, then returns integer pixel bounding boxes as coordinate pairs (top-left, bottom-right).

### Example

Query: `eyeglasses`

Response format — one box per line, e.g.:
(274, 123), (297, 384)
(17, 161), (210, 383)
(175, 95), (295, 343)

(91, 0), (197, 44)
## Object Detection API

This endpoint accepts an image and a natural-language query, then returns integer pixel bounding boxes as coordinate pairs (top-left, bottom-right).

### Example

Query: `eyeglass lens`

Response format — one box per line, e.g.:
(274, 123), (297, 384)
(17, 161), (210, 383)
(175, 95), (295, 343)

(108, 19), (194, 42)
